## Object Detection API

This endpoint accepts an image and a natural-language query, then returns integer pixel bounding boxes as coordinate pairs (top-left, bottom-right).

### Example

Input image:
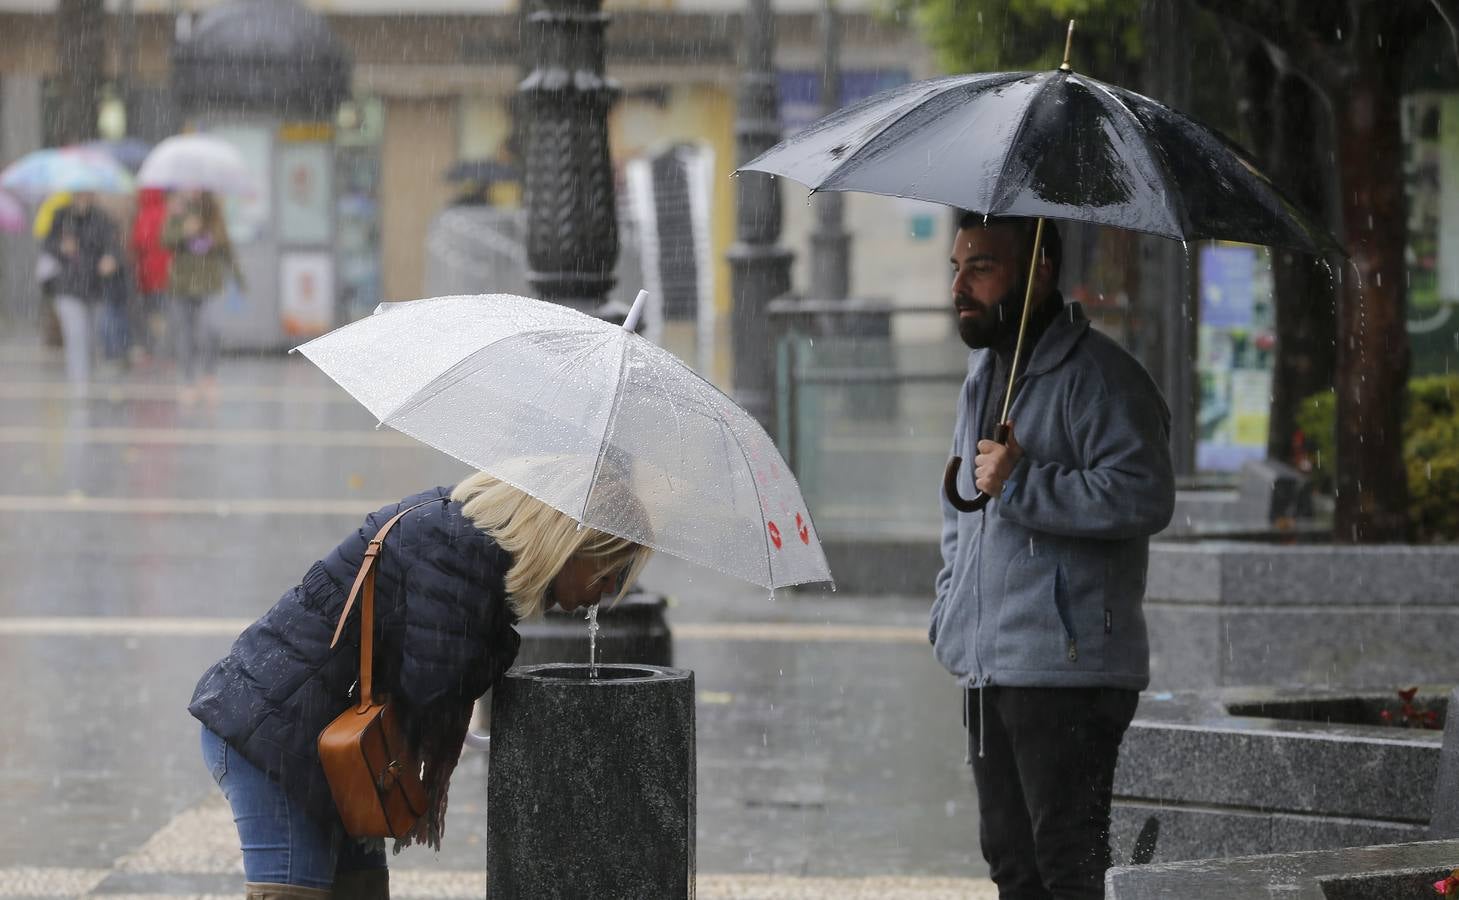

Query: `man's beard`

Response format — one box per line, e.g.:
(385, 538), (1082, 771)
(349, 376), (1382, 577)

(956, 277), (1027, 349)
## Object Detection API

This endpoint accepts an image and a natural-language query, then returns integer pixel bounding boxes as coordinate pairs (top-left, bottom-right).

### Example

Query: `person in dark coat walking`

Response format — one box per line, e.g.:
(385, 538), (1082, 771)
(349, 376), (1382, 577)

(42, 192), (122, 387)
(190, 471), (650, 900)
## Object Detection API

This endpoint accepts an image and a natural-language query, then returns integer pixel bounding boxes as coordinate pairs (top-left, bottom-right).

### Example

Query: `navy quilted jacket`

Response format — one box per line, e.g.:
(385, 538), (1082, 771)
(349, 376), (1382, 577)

(189, 487), (520, 823)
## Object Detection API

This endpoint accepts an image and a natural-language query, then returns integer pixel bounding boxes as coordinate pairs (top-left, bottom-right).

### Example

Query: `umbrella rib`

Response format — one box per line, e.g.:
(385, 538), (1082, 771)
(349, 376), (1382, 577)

(641, 356), (691, 495)
(822, 73), (1024, 191)
(376, 320), (603, 424)
(1081, 79), (1191, 238)
(761, 77), (965, 186)
(581, 333), (632, 523)
(676, 362), (777, 587)
(723, 405), (777, 590)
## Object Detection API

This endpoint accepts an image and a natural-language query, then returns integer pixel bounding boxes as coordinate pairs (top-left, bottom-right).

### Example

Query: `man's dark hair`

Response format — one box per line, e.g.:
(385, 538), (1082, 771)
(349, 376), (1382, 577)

(956, 211), (1063, 282)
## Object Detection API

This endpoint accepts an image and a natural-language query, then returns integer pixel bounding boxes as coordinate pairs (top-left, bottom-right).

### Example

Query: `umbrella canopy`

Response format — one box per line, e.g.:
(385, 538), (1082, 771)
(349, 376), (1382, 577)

(0, 190), (25, 234)
(295, 292), (832, 591)
(83, 137), (153, 172)
(138, 134), (256, 196)
(0, 146), (134, 202)
(740, 69), (1340, 255)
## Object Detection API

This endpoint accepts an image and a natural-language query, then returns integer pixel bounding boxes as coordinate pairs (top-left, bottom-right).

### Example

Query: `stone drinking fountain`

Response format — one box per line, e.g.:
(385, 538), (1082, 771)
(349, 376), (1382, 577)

(486, 663), (696, 899)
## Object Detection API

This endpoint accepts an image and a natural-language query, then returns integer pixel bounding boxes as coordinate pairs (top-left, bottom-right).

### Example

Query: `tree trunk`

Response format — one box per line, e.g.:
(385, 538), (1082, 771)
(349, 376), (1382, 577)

(1332, 66), (1411, 542)
(1266, 75), (1338, 464)
(54, 0), (106, 145)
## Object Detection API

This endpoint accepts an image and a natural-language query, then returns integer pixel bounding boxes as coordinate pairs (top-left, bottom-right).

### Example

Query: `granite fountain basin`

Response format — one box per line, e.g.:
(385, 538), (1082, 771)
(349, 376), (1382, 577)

(486, 663), (696, 900)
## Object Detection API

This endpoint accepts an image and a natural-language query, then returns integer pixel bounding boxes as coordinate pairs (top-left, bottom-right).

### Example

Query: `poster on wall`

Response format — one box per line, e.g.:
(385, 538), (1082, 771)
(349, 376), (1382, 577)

(277, 143), (332, 245)
(1196, 241), (1274, 472)
(279, 252), (335, 336)
(206, 125), (270, 244)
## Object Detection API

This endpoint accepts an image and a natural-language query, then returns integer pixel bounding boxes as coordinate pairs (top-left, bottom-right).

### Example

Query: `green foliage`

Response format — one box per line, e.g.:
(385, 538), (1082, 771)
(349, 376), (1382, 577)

(1297, 376), (1459, 542)
(887, 0), (1144, 77)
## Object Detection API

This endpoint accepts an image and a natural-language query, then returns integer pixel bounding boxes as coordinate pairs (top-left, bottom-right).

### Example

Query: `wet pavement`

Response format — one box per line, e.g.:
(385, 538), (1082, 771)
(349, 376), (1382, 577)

(0, 341), (993, 898)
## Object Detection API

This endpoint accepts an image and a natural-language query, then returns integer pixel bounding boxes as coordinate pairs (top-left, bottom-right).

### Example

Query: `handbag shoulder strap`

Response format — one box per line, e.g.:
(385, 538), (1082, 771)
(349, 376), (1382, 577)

(329, 498), (441, 709)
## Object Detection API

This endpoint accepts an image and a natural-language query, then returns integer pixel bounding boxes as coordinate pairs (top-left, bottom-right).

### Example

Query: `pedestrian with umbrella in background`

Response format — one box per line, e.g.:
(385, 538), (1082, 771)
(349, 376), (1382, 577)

(41, 191), (126, 387)
(740, 21), (1340, 897)
(129, 187), (172, 368)
(139, 133), (258, 404)
(1, 146), (134, 387)
(162, 190), (243, 406)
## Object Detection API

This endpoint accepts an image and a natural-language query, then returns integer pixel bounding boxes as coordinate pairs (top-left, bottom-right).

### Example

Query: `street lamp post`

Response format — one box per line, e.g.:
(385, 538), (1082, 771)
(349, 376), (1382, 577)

(728, 0), (794, 429)
(520, 0), (621, 314)
(808, 0), (849, 303)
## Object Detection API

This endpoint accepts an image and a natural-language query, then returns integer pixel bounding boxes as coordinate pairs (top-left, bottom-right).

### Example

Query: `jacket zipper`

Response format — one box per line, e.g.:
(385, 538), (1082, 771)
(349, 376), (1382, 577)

(1053, 565), (1078, 661)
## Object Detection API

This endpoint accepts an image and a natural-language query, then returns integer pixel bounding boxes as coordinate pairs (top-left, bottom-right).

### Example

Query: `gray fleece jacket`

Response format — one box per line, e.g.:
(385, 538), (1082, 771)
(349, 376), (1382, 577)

(929, 301), (1174, 690)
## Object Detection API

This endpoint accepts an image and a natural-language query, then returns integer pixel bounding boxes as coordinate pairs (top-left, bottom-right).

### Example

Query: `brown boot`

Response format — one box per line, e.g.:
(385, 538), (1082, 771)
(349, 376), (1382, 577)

(331, 868), (390, 900)
(244, 884), (332, 900)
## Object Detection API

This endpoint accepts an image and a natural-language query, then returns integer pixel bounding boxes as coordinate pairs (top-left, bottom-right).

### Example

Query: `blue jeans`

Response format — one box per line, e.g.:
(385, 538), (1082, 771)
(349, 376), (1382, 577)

(200, 725), (386, 888)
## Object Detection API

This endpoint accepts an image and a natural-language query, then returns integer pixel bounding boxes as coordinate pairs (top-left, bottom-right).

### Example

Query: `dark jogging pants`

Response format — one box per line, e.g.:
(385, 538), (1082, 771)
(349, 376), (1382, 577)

(967, 685), (1139, 900)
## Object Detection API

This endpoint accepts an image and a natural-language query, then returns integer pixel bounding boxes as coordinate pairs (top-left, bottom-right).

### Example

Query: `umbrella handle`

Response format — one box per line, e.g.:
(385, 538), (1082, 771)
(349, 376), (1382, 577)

(943, 423), (1012, 513)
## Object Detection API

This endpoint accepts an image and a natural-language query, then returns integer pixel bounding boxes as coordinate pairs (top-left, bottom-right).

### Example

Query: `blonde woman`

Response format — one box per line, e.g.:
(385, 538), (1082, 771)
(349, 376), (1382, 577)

(189, 472), (650, 900)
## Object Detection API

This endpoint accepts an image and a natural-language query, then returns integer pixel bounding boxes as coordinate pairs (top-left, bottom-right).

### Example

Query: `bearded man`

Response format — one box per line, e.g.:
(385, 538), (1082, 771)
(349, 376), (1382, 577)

(929, 213), (1175, 899)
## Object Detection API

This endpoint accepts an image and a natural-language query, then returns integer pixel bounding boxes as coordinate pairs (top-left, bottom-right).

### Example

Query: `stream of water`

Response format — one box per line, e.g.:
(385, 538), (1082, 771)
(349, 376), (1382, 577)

(586, 603), (600, 678)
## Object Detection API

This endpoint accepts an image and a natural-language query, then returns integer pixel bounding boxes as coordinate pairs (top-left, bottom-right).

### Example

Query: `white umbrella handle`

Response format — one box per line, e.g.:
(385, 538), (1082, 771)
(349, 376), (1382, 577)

(464, 728), (491, 752)
(622, 290), (648, 332)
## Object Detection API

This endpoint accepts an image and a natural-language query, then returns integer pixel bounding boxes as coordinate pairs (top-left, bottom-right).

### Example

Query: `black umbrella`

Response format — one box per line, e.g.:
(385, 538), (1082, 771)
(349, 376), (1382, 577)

(738, 22), (1341, 512)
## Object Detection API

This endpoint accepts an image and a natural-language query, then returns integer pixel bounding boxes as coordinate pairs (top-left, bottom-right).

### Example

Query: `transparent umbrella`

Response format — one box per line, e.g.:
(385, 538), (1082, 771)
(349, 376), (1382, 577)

(138, 134), (256, 196)
(294, 291), (832, 591)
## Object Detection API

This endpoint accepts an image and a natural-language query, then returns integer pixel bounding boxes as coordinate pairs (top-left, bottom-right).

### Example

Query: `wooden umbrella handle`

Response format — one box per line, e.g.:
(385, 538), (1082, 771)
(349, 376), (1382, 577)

(944, 422), (1012, 513)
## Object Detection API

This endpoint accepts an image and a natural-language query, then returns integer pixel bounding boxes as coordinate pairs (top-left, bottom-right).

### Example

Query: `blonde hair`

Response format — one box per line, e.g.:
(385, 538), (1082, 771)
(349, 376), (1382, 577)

(451, 470), (652, 619)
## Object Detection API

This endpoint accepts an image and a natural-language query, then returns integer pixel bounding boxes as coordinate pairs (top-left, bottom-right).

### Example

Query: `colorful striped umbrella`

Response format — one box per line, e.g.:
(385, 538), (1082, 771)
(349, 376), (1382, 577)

(0, 146), (135, 203)
(0, 189), (25, 234)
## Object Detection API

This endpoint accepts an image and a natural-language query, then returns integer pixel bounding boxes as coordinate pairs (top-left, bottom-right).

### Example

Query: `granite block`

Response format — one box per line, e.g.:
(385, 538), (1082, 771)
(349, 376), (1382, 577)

(1145, 544), (1224, 603)
(1114, 690), (1442, 823)
(1111, 804), (1272, 864)
(1235, 458), (1314, 521)
(1111, 804), (1422, 865)
(1144, 542), (1459, 689)
(1106, 839), (1459, 900)
(1167, 489), (1242, 530)
(487, 664), (696, 900)
(1145, 604), (1221, 690)
(1217, 607), (1459, 687)
(1148, 542), (1459, 607)
(1428, 687), (1459, 838)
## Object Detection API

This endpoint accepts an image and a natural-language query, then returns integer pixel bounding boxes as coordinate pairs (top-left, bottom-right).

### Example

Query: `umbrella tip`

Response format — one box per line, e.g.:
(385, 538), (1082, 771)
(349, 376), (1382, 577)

(623, 290), (648, 333)
(1060, 19), (1075, 71)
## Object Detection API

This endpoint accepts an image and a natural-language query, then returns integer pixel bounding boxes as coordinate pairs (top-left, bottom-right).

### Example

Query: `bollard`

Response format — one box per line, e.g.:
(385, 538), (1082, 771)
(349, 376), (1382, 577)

(487, 663), (696, 900)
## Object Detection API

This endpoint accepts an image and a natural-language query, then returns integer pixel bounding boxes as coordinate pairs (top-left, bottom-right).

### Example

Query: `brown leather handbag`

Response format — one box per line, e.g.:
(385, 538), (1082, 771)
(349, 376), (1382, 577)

(318, 500), (436, 839)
